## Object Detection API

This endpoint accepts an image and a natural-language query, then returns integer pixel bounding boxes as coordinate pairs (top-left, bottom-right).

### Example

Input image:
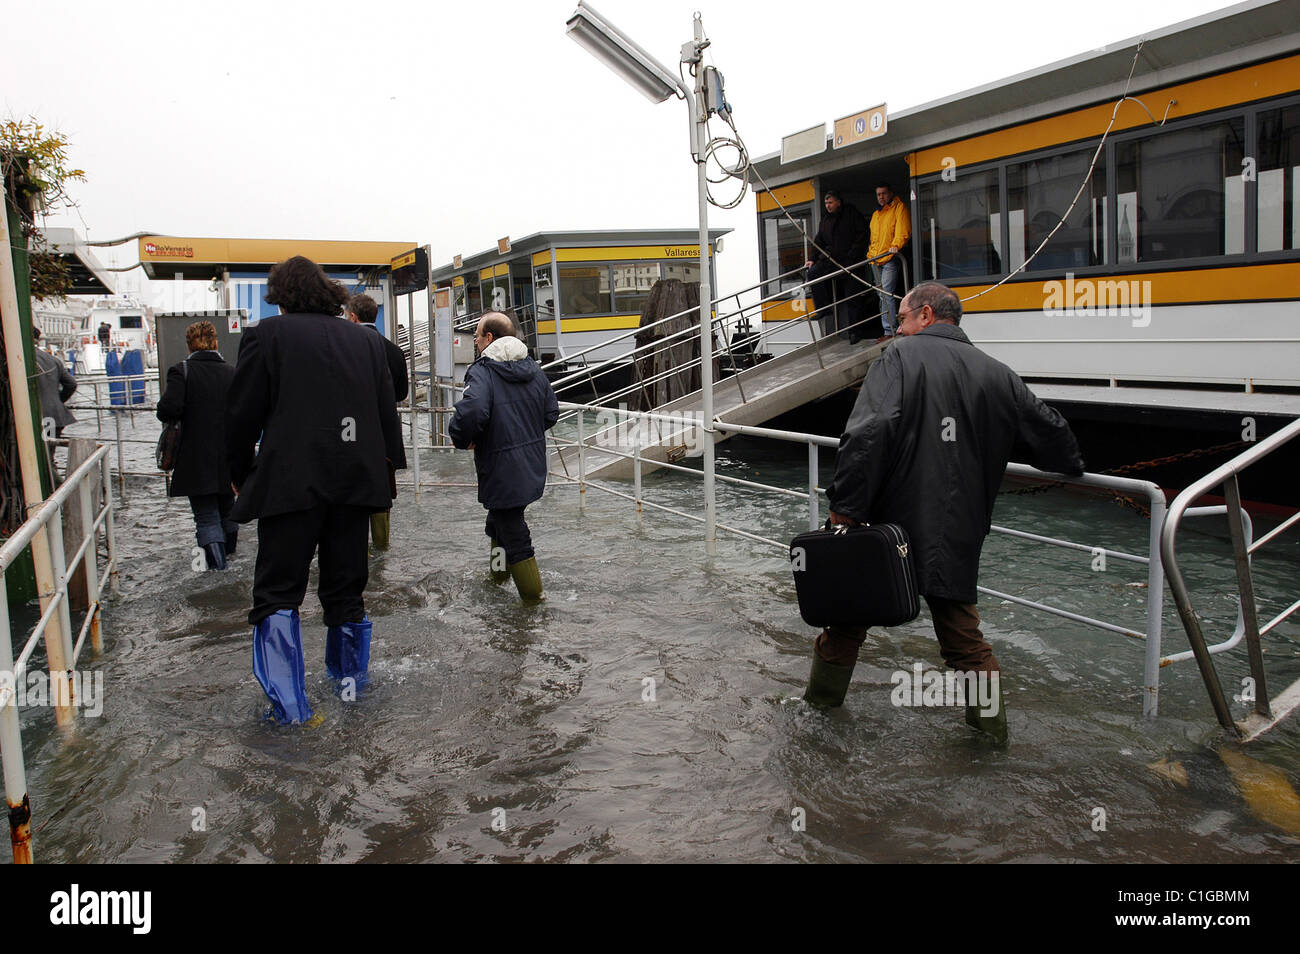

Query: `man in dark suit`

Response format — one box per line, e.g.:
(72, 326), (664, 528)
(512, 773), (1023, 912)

(808, 282), (1084, 742)
(227, 256), (404, 725)
(345, 293), (408, 549)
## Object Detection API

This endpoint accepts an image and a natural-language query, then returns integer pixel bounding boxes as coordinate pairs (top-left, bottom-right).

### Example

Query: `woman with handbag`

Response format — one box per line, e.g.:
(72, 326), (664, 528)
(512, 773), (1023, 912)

(156, 321), (238, 569)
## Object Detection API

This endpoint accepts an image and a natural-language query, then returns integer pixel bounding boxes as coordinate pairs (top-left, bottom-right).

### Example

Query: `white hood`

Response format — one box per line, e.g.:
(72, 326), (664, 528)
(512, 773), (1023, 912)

(482, 335), (529, 361)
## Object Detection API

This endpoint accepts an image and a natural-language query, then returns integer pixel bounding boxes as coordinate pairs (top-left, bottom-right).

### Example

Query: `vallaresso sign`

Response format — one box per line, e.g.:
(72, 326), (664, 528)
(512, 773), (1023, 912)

(833, 104), (887, 149)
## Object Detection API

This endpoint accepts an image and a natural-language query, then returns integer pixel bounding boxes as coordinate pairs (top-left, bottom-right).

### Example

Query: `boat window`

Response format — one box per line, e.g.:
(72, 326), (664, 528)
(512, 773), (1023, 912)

(762, 210), (811, 295)
(1115, 117), (1245, 262)
(611, 262), (660, 315)
(119, 316), (143, 329)
(559, 265), (607, 315)
(1007, 147), (1107, 271)
(1256, 104), (1300, 253)
(917, 169), (1002, 281)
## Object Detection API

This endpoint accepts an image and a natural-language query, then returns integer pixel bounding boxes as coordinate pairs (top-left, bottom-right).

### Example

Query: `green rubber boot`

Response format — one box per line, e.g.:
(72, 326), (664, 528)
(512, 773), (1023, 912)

(489, 538), (510, 584)
(370, 511), (390, 550)
(964, 673), (1008, 744)
(804, 652), (855, 708)
(509, 557), (544, 601)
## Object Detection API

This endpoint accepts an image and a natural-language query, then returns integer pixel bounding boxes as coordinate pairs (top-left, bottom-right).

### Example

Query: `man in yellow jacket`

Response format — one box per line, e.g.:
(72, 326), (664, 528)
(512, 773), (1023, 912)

(868, 182), (911, 341)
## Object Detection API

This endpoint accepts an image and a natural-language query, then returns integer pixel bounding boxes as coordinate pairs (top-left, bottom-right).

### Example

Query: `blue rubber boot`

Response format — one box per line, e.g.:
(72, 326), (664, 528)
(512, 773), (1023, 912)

(325, 616), (372, 690)
(252, 609), (314, 724)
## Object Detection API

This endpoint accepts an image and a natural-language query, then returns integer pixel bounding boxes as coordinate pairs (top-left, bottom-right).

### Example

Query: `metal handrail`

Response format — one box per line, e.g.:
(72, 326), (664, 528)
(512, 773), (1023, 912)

(1, 443), (120, 863)
(1159, 416), (1300, 737)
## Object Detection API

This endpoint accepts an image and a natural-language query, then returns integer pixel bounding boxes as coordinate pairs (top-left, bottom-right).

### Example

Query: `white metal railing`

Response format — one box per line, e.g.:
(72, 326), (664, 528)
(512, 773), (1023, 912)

(1160, 417), (1300, 740)
(0, 443), (120, 863)
(547, 400), (1202, 719)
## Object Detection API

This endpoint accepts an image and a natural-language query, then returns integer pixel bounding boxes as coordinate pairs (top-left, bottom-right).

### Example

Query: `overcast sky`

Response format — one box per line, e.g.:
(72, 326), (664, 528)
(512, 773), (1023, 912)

(3, 0), (1236, 318)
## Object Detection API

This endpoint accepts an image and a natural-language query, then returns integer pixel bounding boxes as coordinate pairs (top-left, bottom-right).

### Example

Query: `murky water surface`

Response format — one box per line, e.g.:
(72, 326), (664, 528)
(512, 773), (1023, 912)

(14, 413), (1300, 862)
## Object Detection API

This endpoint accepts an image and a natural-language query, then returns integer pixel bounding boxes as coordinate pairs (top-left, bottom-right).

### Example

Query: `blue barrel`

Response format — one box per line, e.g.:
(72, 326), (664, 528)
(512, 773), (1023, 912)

(122, 350), (146, 404)
(106, 351), (124, 407)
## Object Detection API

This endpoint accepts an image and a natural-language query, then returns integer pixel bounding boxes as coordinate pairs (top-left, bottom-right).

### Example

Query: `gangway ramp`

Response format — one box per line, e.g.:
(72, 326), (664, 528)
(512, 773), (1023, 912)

(552, 335), (886, 481)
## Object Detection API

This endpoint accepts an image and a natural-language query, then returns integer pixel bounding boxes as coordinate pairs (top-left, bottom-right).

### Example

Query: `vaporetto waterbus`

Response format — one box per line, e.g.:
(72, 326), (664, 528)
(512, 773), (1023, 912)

(748, 0), (1300, 505)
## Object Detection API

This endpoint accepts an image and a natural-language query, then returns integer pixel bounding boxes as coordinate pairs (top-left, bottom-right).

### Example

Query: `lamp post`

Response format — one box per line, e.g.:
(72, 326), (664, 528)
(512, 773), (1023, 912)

(566, 2), (718, 554)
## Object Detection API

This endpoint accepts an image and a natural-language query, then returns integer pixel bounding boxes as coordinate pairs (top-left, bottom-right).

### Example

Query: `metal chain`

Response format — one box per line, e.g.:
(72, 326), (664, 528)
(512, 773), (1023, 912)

(999, 440), (1251, 519)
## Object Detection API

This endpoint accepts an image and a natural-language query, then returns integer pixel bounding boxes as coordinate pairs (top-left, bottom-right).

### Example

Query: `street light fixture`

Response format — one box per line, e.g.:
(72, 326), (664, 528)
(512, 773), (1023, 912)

(564, 2), (720, 554)
(565, 3), (680, 104)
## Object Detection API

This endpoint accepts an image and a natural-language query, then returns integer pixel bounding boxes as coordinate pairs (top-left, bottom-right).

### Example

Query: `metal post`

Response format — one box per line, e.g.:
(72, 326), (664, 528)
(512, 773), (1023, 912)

(113, 405), (125, 499)
(0, 577), (34, 863)
(78, 467), (102, 652)
(102, 454), (119, 595)
(577, 411), (586, 508)
(46, 509), (76, 675)
(1142, 491), (1166, 717)
(94, 380), (101, 432)
(686, 13), (716, 556)
(1224, 475), (1270, 718)
(808, 441), (820, 531)
(633, 441), (642, 516)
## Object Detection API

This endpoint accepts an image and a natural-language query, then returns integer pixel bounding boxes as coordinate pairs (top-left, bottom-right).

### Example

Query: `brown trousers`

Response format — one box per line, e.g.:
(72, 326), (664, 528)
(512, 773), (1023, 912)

(815, 595), (1001, 672)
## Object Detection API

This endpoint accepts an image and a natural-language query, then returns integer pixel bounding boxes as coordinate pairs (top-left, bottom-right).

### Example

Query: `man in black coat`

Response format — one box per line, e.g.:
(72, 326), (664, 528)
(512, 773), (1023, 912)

(345, 293), (407, 550)
(803, 189), (870, 340)
(156, 320), (237, 568)
(32, 327), (76, 482)
(227, 256), (404, 725)
(807, 282), (1085, 741)
(448, 312), (558, 601)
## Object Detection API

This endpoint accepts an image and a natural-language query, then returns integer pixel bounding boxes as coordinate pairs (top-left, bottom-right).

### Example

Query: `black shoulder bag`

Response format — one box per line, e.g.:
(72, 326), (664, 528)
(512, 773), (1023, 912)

(155, 360), (187, 471)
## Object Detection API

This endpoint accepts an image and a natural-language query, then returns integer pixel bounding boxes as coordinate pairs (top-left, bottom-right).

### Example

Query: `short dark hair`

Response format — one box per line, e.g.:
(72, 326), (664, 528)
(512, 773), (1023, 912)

(479, 312), (514, 341)
(907, 282), (962, 324)
(823, 189), (842, 201)
(347, 293), (378, 324)
(265, 256), (349, 316)
(32, 326), (41, 341)
(875, 181), (894, 193)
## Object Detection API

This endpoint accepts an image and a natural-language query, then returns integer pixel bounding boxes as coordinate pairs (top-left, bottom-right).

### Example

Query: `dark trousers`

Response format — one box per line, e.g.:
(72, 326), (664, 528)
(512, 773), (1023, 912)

(485, 506), (534, 564)
(189, 494), (237, 547)
(809, 261), (864, 338)
(816, 595), (1000, 672)
(250, 504), (370, 626)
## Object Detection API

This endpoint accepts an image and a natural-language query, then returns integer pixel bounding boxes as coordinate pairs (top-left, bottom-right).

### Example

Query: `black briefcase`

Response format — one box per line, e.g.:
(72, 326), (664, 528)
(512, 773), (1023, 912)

(789, 522), (920, 628)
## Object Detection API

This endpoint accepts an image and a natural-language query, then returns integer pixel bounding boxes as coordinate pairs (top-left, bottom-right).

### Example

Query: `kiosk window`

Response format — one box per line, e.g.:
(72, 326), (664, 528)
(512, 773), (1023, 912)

(611, 262), (660, 314)
(763, 211), (811, 293)
(559, 265), (607, 315)
(662, 261), (700, 284)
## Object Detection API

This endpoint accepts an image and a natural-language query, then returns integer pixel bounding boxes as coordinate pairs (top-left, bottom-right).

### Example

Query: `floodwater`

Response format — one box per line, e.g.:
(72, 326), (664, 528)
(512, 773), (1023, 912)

(12, 411), (1300, 863)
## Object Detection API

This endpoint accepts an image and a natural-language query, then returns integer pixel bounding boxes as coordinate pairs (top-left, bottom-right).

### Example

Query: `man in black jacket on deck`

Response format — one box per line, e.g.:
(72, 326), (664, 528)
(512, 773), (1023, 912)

(805, 282), (1085, 742)
(227, 256), (404, 725)
(803, 189), (870, 341)
(449, 312), (558, 601)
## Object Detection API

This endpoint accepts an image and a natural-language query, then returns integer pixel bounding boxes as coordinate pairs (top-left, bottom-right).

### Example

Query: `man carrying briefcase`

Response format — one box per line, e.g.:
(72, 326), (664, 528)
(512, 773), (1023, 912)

(808, 282), (1084, 742)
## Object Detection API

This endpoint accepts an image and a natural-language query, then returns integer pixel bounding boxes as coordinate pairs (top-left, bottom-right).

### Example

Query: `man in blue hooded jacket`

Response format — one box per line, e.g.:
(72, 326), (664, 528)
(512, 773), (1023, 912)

(449, 312), (559, 600)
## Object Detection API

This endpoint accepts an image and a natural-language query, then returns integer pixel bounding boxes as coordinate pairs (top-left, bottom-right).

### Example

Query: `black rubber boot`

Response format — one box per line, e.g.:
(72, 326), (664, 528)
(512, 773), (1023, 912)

(804, 653), (855, 708)
(964, 674), (1008, 744)
(203, 541), (227, 570)
(225, 528), (238, 557)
